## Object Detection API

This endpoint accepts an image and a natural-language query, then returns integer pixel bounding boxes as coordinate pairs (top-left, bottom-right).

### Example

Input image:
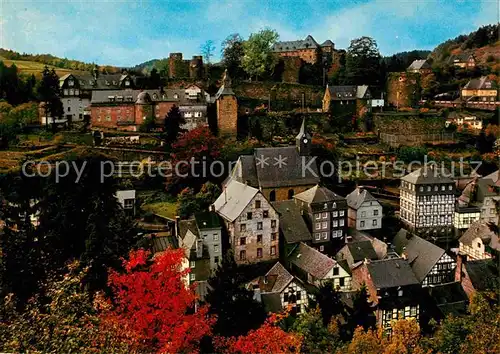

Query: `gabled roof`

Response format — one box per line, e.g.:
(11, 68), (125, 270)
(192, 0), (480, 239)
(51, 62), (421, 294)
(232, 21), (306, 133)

(213, 180), (259, 222)
(401, 166), (454, 185)
(463, 76), (496, 90)
(366, 258), (419, 289)
(295, 118), (311, 141)
(272, 200), (311, 244)
(393, 229), (446, 282)
(194, 211), (221, 230)
(326, 85), (357, 100)
(91, 88), (189, 104)
(272, 35), (320, 52)
(346, 241), (379, 263)
(290, 242), (336, 279)
(356, 85), (371, 99)
(459, 222), (499, 251)
(254, 147), (320, 188)
(215, 69), (235, 99)
(294, 184), (345, 205)
(407, 59), (431, 71)
(483, 170), (499, 184)
(264, 262), (295, 293)
(321, 40), (334, 47)
(346, 187), (378, 210)
(465, 259), (499, 291)
(450, 53), (475, 62)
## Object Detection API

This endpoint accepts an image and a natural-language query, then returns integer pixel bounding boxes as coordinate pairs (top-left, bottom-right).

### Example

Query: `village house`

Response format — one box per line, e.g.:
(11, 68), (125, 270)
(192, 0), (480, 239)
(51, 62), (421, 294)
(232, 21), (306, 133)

(177, 219), (211, 286)
(445, 112), (483, 131)
(336, 240), (379, 269)
(115, 189), (136, 216)
(247, 262), (309, 315)
(346, 187), (383, 231)
(458, 171), (499, 225)
(272, 35), (335, 65)
(458, 221), (499, 261)
(225, 119), (319, 202)
(90, 87), (209, 131)
(294, 184), (348, 254)
(352, 258), (421, 332)
(393, 229), (456, 287)
(407, 59), (432, 74)
(213, 179), (279, 265)
(461, 76), (498, 102)
(271, 200), (312, 259)
(289, 242), (352, 291)
(455, 256), (499, 301)
(449, 53), (476, 69)
(399, 167), (455, 242)
(322, 84), (372, 116)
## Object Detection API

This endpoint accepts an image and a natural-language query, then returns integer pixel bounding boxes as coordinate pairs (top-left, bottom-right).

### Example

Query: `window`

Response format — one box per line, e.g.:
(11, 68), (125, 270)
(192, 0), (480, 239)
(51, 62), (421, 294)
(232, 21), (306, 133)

(258, 222), (263, 230)
(214, 245), (219, 253)
(315, 213), (321, 220)
(477, 242), (481, 248)
(332, 211), (338, 217)
(271, 232), (277, 241)
(190, 261), (196, 268)
(449, 185), (453, 191)
(339, 277), (345, 287)
(322, 232), (328, 239)
(323, 203), (328, 209)
(190, 273), (195, 281)
(269, 190), (276, 201)
(214, 256), (219, 264)
(339, 210), (345, 217)
(441, 185), (445, 191)
(361, 211), (366, 217)
(434, 186), (438, 191)
(419, 186), (423, 192)
(247, 212), (253, 220)
(333, 267), (339, 276)
(360, 221), (365, 227)
(240, 237), (246, 245)
(257, 248), (263, 258)
(213, 233), (219, 241)
(319, 245), (324, 251)
(315, 233), (320, 240)
(255, 200), (261, 208)
(322, 222), (327, 229)
(270, 246), (276, 255)
(427, 186), (431, 191)
(315, 223), (321, 230)
(123, 198), (134, 209)
(373, 210), (379, 216)
(240, 224), (246, 232)
(398, 289), (403, 297)
(257, 235), (262, 243)
(339, 219), (345, 226)
(338, 230), (343, 236)
(322, 212), (328, 219)
(240, 250), (246, 260)
(333, 220), (338, 227)
(372, 219), (377, 226)
(332, 230), (337, 238)
(263, 210), (269, 218)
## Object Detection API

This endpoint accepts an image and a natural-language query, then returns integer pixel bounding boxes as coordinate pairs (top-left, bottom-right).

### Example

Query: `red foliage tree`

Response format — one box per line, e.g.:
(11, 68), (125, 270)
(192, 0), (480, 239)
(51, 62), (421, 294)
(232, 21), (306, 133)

(101, 248), (215, 353)
(214, 311), (302, 354)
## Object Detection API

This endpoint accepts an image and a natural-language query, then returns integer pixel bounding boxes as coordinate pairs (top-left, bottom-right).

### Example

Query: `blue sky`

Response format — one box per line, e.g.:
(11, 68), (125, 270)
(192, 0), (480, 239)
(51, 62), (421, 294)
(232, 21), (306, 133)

(1, 0), (498, 67)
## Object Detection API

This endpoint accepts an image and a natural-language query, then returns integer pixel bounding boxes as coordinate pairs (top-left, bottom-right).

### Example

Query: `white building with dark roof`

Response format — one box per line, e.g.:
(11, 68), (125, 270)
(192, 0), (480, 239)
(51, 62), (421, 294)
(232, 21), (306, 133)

(458, 221), (499, 260)
(346, 187), (382, 231)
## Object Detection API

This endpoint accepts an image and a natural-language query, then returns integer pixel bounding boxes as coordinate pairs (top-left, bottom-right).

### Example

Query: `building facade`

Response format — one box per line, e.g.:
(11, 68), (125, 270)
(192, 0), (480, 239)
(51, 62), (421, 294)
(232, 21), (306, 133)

(461, 76), (498, 102)
(458, 221), (499, 261)
(399, 167), (455, 242)
(215, 70), (238, 136)
(346, 187), (383, 231)
(272, 35), (335, 65)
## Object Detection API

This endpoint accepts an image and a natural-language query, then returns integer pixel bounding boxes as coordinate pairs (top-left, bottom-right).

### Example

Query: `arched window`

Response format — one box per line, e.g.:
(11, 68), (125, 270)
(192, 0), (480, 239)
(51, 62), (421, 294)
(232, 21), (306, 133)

(269, 190), (276, 202)
(288, 189), (294, 200)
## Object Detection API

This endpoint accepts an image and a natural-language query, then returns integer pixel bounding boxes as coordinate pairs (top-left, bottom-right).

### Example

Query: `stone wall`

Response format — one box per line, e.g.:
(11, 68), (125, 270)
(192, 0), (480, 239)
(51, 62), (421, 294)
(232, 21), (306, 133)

(216, 95), (238, 135)
(282, 57), (302, 84)
(373, 112), (444, 135)
(233, 82), (324, 107)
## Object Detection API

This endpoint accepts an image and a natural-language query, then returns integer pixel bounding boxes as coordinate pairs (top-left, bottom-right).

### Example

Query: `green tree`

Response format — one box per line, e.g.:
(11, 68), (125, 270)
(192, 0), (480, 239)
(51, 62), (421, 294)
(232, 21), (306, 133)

(163, 105), (185, 148)
(344, 37), (381, 86)
(348, 285), (376, 332)
(241, 29), (279, 80)
(314, 280), (346, 327)
(37, 66), (63, 129)
(221, 33), (245, 80)
(205, 254), (267, 337)
(176, 182), (222, 219)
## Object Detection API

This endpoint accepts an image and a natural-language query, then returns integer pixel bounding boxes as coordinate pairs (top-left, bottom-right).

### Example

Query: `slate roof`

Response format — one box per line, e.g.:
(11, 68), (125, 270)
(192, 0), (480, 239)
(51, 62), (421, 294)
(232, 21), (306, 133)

(450, 53), (475, 63)
(263, 262), (295, 293)
(272, 200), (311, 244)
(321, 40), (334, 47)
(194, 211), (221, 230)
(327, 85), (357, 100)
(483, 170), (499, 184)
(465, 259), (499, 291)
(150, 235), (177, 253)
(179, 219), (199, 239)
(407, 59), (431, 71)
(463, 76), (496, 90)
(272, 35), (319, 52)
(366, 258), (419, 289)
(231, 155), (259, 187)
(428, 282), (468, 317)
(393, 229), (446, 282)
(290, 242), (336, 279)
(91, 88), (188, 104)
(337, 259), (352, 276)
(459, 221), (499, 251)
(253, 146), (320, 188)
(346, 187), (378, 210)
(401, 166), (454, 185)
(213, 180), (259, 222)
(356, 85), (371, 99)
(346, 241), (379, 263)
(61, 72), (135, 91)
(294, 184), (345, 205)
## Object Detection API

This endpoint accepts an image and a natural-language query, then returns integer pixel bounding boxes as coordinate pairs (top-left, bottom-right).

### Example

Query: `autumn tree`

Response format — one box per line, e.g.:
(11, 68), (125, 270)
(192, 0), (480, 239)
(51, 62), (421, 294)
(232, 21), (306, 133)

(0, 262), (131, 353)
(177, 182), (221, 219)
(205, 254), (267, 337)
(215, 311), (302, 354)
(221, 33), (245, 79)
(344, 36), (381, 86)
(102, 248), (215, 353)
(242, 28), (279, 80)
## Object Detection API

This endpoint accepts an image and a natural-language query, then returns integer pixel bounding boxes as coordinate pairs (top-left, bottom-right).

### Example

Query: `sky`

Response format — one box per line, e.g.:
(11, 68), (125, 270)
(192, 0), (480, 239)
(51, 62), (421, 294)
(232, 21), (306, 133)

(1, 0), (498, 67)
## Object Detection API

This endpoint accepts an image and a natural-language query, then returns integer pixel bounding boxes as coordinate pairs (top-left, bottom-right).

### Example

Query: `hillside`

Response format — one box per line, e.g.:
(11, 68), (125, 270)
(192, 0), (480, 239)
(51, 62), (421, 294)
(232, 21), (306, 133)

(0, 56), (88, 78)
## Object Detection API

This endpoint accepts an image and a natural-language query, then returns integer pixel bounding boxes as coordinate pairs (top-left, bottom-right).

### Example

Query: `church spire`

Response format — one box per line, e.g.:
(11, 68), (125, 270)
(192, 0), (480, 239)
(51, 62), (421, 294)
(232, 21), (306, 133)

(296, 117), (311, 156)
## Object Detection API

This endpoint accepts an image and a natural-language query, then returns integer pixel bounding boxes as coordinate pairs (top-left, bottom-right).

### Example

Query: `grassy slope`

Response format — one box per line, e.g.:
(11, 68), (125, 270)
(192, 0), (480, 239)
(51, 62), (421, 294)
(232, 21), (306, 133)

(0, 56), (87, 78)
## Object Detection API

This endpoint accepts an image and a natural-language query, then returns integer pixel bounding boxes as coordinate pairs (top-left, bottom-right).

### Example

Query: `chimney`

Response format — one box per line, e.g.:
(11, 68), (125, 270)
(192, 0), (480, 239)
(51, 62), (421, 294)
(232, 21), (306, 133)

(402, 253), (407, 260)
(455, 253), (466, 282)
(175, 216), (180, 237)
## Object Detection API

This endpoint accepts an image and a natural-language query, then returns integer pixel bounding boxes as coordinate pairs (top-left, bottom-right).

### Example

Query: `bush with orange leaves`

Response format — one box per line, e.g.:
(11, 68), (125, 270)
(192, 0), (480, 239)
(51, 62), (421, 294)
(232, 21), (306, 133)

(214, 309), (302, 354)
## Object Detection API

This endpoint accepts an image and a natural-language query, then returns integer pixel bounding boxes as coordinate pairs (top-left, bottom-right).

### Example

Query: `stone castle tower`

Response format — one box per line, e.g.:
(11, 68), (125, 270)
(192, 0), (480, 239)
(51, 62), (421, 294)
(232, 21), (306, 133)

(216, 70), (238, 136)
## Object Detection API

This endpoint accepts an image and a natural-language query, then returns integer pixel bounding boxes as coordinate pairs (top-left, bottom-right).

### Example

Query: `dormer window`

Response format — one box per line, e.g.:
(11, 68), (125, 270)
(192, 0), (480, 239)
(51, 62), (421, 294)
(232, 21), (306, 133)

(398, 289), (403, 297)
(68, 79), (74, 87)
(173, 93), (179, 99)
(324, 203), (328, 209)
(125, 80), (130, 86)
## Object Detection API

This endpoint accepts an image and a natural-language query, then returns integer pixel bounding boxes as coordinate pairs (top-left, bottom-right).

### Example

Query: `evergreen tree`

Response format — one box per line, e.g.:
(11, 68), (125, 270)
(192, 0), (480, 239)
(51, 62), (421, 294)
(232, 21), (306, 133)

(163, 105), (185, 148)
(314, 280), (346, 327)
(205, 254), (267, 337)
(221, 33), (245, 80)
(37, 66), (63, 129)
(349, 285), (376, 332)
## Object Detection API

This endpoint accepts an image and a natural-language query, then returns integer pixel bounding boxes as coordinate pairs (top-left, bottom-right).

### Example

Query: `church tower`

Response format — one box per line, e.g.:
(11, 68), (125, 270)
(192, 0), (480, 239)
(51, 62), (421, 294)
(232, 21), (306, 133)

(296, 118), (311, 156)
(216, 70), (238, 136)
